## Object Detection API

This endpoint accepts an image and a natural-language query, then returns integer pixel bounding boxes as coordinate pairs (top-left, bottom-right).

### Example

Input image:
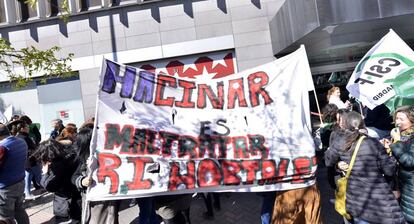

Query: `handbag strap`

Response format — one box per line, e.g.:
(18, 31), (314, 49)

(345, 136), (366, 178)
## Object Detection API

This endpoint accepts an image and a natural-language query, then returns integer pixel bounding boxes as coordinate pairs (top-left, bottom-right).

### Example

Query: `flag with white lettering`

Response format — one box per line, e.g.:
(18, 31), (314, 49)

(346, 29), (414, 109)
(86, 46), (316, 201)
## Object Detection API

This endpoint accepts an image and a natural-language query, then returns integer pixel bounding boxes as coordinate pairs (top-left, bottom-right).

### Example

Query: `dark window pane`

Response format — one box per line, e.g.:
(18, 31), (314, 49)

(45, 0), (64, 17)
(79, 0), (101, 11)
(112, 0), (136, 6)
(17, 0), (38, 21)
(0, 1), (6, 23)
(89, 0), (101, 7)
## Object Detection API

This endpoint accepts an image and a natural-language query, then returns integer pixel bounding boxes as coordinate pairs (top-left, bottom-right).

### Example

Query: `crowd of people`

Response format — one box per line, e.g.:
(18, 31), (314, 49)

(320, 86), (414, 224)
(0, 85), (413, 224)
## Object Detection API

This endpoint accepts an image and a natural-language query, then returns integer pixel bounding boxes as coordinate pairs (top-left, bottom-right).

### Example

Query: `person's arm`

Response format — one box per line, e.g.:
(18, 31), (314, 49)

(40, 161), (65, 192)
(71, 162), (88, 191)
(0, 146), (6, 167)
(325, 131), (341, 167)
(25, 137), (37, 153)
(391, 140), (414, 168)
(376, 139), (397, 177)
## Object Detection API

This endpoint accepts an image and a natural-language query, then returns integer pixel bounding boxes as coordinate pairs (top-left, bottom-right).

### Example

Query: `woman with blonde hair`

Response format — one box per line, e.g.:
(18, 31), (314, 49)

(327, 86), (350, 110)
(387, 105), (414, 223)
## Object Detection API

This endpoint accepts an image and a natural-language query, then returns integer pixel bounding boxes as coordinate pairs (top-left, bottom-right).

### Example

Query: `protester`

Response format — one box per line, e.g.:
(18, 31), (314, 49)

(318, 103), (339, 151)
(259, 192), (276, 224)
(50, 119), (65, 139)
(271, 184), (321, 224)
(34, 139), (81, 223)
(363, 104), (394, 139)
(56, 124), (77, 143)
(326, 108), (350, 189)
(0, 124), (30, 224)
(326, 86), (350, 110)
(386, 105), (414, 223)
(19, 115), (41, 145)
(325, 111), (405, 223)
(136, 197), (160, 224)
(11, 121), (41, 201)
(202, 193), (221, 219)
(154, 195), (192, 224)
(71, 126), (120, 224)
(10, 115), (20, 122)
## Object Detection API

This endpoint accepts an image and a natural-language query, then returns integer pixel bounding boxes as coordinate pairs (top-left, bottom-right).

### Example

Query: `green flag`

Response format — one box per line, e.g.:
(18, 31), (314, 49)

(384, 66), (414, 112)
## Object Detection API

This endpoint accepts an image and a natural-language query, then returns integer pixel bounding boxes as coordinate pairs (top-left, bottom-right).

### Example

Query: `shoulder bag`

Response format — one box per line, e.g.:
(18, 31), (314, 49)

(335, 136), (365, 220)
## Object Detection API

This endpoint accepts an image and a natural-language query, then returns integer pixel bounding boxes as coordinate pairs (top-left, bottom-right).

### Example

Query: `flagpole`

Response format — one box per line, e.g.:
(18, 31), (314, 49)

(313, 89), (324, 125)
(299, 44), (324, 126)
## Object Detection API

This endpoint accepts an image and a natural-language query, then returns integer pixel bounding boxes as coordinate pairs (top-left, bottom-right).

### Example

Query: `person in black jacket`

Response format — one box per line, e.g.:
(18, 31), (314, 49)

(19, 115), (41, 145)
(363, 104), (394, 139)
(324, 111), (405, 224)
(33, 139), (81, 223)
(71, 127), (120, 224)
(11, 121), (42, 200)
(386, 106), (414, 224)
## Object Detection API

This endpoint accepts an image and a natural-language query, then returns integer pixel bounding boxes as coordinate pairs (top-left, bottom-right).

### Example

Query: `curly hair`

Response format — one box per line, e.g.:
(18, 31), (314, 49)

(32, 139), (68, 163)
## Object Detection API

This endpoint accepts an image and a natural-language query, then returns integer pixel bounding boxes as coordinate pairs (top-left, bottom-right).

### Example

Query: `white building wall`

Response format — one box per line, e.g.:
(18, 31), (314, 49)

(0, 0), (284, 120)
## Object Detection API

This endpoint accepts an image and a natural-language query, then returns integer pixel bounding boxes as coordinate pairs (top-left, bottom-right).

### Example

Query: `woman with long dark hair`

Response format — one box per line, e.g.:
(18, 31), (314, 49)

(324, 111), (404, 223)
(71, 127), (120, 224)
(33, 139), (81, 223)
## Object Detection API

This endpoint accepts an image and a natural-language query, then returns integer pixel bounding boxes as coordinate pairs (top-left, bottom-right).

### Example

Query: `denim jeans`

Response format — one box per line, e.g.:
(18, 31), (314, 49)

(0, 180), (29, 224)
(137, 197), (159, 224)
(24, 165), (42, 196)
(260, 192), (276, 224)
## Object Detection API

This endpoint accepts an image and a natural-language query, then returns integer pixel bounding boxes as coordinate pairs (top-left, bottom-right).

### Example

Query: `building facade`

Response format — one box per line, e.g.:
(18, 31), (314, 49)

(0, 0), (413, 138)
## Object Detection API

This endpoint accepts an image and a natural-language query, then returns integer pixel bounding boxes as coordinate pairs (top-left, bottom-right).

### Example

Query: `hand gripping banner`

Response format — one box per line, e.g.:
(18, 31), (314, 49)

(86, 46), (317, 201)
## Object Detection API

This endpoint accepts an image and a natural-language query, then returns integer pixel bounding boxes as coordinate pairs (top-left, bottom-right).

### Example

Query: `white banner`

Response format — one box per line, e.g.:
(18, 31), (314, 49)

(87, 46), (317, 201)
(346, 29), (414, 109)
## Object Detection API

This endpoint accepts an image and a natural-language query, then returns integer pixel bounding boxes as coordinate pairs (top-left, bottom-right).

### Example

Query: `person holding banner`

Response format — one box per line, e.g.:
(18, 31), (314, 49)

(327, 86), (351, 110)
(325, 112), (405, 224)
(385, 106), (414, 224)
(71, 126), (121, 224)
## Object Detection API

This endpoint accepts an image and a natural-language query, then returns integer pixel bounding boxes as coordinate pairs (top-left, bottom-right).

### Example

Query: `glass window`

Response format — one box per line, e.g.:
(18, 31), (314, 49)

(0, 0), (6, 23)
(45, 0), (65, 17)
(17, 0), (38, 22)
(78, 0), (101, 11)
(112, 0), (136, 6)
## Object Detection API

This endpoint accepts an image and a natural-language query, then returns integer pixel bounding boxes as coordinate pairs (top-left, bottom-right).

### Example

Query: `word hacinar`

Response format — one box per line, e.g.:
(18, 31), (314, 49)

(101, 63), (274, 109)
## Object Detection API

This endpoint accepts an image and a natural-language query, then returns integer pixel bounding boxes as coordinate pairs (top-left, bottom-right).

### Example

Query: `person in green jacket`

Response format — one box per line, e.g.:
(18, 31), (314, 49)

(387, 105), (414, 223)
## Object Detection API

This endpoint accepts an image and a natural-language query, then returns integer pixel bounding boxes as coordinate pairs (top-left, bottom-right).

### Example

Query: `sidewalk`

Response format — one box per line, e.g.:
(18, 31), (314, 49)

(24, 165), (342, 224)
